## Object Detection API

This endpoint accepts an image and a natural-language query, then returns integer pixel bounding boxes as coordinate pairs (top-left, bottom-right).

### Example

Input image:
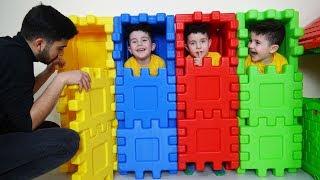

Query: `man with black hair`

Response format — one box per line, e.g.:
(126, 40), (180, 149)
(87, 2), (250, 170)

(0, 4), (91, 179)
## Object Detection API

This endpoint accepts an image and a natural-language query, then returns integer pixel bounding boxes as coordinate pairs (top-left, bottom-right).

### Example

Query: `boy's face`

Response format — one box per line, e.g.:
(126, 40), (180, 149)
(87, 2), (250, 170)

(248, 32), (279, 63)
(128, 30), (155, 61)
(185, 32), (212, 60)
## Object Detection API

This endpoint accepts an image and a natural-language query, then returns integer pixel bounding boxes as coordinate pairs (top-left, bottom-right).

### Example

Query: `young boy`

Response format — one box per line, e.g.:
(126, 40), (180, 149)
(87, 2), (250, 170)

(125, 24), (165, 76)
(184, 23), (221, 66)
(245, 20), (287, 73)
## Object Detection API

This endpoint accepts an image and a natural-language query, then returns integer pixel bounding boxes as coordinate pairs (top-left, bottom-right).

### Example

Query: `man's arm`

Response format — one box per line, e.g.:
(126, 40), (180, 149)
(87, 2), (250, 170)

(33, 59), (65, 94)
(30, 70), (91, 130)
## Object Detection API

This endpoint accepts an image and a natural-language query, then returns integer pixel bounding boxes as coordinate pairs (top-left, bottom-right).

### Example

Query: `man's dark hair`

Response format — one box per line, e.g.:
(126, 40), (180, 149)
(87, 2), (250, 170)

(248, 20), (285, 46)
(126, 23), (153, 41)
(21, 4), (78, 42)
(184, 23), (211, 42)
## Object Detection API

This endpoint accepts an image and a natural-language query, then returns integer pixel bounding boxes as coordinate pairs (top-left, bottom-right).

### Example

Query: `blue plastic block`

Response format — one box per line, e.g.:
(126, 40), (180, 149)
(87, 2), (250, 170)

(116, 68), (176, 129)
(117, 120), (178, 179)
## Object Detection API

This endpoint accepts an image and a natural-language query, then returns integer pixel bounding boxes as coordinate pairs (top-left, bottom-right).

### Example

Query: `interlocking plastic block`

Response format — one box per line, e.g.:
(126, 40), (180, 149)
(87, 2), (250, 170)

(113, 13), (176, 130)
(57, 67), (117, 180)
(178, 111), (239, 171)
(301, 98), (320, 180)
(62, 15), (115, 70)
(300, 17), (320, 50)
(237, 9), (304, 74)
(238, 65), (303, 126)
(112, 13), (176, 77)
(116, 68), (176, 129)
(175, 11), (239, 120)
(175, 11), (238, 57)
(238, 121), (302, 177)
(117, 120), (178, 179)
(177, 56), (239, 119)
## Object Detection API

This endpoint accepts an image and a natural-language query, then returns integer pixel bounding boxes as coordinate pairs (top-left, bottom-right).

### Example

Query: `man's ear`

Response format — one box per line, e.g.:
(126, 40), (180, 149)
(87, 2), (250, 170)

(269, 44), (279, 54)
(151, 42), (156, 51)
(33, 38), (46, 52)
(208, 38), (212, 49)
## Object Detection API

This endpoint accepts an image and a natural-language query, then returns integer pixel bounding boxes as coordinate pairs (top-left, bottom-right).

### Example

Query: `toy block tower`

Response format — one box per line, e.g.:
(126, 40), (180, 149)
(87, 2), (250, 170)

(175, 11), (240, 172)
(237, 9), (304, 176)
(56, 16), (117, 180)
(112, 13), (177, 179)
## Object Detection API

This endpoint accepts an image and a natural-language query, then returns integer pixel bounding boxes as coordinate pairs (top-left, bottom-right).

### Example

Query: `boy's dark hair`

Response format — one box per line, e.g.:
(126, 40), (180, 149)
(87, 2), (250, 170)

(21, 4), (78, 42)
(248, 20), (285, 46)
(184, 23), (211, 42)
(126, 23), (153, 41)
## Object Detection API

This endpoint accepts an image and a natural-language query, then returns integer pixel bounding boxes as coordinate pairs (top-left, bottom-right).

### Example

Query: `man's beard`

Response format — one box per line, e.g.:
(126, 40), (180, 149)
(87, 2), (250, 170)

(36, 45), (51, 65)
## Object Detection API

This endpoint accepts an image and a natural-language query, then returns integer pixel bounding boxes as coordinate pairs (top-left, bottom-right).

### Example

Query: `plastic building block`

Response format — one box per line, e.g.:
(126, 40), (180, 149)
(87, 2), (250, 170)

(117, 120), (178, 179)
(300, 17), (320, 50)
(237, 121), (302, 177)
(237, 9), (304, 74)
(175, 11), (238, 58)
(238, 65), (303, 126)
(175, 11), (239, 174)
(113, 13), (176, 129)
(57, 68), (117, 180)
(62, 15), (115, 70)
(177, 56), (239, 119)
(301, 98), (320, 180)
(116, 68), (176, 129)
(178, 111), (239, 171)
(113, 13), (176, 77)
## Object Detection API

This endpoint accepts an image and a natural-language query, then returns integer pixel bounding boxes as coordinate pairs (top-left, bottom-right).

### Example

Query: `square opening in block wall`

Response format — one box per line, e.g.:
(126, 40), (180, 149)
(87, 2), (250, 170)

(134, 86), (158, 110)
(183, 22), (230, 57)
(123, 23), (167, 63)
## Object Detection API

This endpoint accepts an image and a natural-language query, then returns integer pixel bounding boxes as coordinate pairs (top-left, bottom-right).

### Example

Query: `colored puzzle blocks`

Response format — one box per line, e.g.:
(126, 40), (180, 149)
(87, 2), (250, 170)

(57, 68), (117, 180)
(113, 13), (177, 178)
(301, 98), (320, 180)
(237, 9), (304, 176)
(175, 11), (239, 171)
(56, 15), (117, 180)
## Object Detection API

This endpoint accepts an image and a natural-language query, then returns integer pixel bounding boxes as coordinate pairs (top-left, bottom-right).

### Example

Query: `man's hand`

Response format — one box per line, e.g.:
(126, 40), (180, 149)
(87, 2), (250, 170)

(45, 59), (66, 74)
(57, 70), (91, 91)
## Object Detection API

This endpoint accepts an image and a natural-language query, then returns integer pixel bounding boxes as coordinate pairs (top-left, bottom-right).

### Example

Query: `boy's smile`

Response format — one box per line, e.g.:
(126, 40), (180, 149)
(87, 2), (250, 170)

(248, 32), (275, 64)
(128, 30), (155, 64)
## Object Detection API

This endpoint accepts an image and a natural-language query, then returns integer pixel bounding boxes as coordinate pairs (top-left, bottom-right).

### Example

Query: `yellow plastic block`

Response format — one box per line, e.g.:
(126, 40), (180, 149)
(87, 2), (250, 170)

(62, 15), (114, 71)
(61, 67), (116, 180)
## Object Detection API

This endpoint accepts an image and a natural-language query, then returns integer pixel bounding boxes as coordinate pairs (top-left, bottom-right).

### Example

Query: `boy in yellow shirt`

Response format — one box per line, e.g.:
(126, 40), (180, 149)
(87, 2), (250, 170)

(184, 23), (221, 66)
(245, 20), (287, 73)
(125, 24), (165, 76)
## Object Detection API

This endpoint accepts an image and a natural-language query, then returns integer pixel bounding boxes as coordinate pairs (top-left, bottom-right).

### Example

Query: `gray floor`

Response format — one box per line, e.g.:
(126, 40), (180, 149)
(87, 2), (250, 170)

(35, 168), (314, 180)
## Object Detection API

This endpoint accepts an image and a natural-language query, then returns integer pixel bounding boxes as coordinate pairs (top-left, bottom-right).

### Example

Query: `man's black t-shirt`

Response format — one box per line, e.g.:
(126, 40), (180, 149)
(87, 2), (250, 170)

(0, 32), (35, 134)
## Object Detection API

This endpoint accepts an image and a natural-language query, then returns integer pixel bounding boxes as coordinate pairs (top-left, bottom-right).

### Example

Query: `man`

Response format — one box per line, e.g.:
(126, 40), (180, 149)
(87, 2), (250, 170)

(0, 4), (91, 179)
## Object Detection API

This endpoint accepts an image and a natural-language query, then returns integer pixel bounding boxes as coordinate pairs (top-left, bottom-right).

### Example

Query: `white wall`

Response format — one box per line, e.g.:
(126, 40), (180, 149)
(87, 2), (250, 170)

(1, 0), (319, 122)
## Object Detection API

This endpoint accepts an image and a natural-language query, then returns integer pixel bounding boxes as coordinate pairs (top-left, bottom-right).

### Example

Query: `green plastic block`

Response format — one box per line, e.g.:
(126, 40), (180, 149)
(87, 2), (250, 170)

(301, 98), (320, 180)
(237, 9), (304, 75)
(239, 65), (303, 126)
(238, 124), (302, 176)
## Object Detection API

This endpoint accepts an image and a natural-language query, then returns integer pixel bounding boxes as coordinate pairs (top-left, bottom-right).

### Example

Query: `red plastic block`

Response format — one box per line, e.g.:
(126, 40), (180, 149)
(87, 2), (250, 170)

(300, 17), (320, 49)
(175, 11), (238, 57)
(177, 56), (239, 119)
(178, 111), (239, 171)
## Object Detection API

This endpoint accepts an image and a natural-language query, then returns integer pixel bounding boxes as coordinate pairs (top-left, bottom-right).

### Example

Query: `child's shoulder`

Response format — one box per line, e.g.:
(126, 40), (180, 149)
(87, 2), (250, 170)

(208, 51), (221, 58)
(274, 52), (288, 64)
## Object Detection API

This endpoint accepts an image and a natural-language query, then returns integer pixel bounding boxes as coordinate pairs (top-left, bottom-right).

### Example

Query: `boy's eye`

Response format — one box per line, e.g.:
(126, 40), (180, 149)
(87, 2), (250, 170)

(130, 40), (137, 44)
